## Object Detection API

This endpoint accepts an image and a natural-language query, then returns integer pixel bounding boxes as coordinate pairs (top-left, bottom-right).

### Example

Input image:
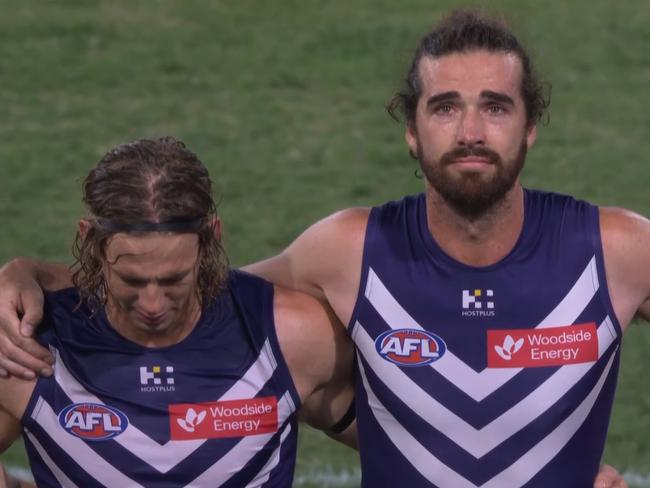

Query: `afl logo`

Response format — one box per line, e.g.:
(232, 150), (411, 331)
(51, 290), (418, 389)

(58, 403), (129, 441)
(375, 329), (446, 367)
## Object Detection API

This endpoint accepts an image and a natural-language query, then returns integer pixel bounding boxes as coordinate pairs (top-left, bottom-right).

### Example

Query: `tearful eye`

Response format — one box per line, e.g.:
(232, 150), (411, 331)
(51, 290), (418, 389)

(435, 104), (454, 114)
(486, 104), (505, 114)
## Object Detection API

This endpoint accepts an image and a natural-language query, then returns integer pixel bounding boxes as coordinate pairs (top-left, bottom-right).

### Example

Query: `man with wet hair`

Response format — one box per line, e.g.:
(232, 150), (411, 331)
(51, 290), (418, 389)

(0, 9), (644, 488)
(0, 137), (355, 487)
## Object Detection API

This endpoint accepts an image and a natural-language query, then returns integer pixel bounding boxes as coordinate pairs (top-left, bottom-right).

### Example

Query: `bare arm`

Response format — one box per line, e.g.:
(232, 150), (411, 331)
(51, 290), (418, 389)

(0, 409), (21, 454)
(245, 207), (369, 326)
(600, 208), (650, 332)
(0, 258), (66, 378)
(273, 287), (357, 449)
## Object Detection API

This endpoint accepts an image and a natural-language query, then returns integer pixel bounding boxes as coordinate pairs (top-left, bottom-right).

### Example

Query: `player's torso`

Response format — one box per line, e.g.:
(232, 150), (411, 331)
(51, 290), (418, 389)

(349, 190), (622, 488)
(23, 271), (300, 488)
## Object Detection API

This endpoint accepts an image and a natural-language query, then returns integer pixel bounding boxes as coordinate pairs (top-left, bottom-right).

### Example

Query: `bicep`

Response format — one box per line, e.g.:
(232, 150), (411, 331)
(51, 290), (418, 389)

(600, 207), (650, 328)
(297, 315), (355, 434)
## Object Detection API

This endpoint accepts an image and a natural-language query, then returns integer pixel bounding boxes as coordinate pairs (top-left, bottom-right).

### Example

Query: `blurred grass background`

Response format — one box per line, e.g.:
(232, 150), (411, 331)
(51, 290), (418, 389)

(0, 0), (648, 486)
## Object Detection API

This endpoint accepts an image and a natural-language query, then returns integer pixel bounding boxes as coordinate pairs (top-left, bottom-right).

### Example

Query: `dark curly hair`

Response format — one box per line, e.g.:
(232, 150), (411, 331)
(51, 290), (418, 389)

(387, 9), (550, 128)
(71, 136), (229, 310)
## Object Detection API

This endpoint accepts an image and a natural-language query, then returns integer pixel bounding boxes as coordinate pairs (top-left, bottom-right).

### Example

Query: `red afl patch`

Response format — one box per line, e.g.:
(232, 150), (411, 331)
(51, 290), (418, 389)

(169, 396), (278, 440)
(375, 328), (446, 367)
(58, 403), (128, 441)
(487, 322), (599, 368)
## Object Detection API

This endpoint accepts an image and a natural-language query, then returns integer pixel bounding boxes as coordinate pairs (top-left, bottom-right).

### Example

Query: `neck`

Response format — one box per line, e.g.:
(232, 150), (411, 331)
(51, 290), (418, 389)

(424, 183), (525, 267)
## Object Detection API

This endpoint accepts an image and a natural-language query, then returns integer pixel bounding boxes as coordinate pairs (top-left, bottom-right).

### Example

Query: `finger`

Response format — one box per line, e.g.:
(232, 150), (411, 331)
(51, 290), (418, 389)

(594, 464), (626, 488)
(0, 354), (38, 380)
(0, 335), (53, 377)
(17, 289), (45, 337)
(0, 311), (50, 373)
(0, 325), (54, 364)
(594, 466), (613, 488)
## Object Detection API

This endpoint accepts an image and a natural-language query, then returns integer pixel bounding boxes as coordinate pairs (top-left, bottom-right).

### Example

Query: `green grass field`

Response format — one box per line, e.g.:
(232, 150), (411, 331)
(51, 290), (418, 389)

(0, 1), (648, 486)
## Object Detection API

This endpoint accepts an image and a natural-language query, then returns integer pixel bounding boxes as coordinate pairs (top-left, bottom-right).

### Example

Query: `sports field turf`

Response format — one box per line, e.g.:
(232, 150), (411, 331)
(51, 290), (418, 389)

(0, 1), (648, 486)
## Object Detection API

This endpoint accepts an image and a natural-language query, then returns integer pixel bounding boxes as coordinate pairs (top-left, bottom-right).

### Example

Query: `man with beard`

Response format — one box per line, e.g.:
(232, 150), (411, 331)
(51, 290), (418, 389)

(0, 9), (646, 488)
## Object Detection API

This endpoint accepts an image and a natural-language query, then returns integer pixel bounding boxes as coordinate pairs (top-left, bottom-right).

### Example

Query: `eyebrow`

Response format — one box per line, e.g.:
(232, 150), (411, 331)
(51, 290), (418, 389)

(425, 91), (460, 108)
(425, 90), (516, 108)
(113, 268), (192, 283)
(480, 90), (515, 106)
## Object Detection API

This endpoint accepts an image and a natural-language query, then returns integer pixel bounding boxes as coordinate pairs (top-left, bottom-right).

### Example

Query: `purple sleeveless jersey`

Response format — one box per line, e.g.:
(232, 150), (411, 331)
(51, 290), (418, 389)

(349, 190), (621, 487)
(22, 270), (300, 487)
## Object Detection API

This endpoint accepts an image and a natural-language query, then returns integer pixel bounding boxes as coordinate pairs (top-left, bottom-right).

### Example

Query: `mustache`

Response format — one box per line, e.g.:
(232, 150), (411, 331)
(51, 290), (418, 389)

(440, 146), (502, 166)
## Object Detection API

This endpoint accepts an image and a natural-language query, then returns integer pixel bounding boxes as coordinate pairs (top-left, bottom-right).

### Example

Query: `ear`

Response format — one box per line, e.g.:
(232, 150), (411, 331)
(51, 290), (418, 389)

(210, 216), (222, 242)
(405, 121), (418, 158)
(526, 124), (537, 150)
(78, 218), (92, 237)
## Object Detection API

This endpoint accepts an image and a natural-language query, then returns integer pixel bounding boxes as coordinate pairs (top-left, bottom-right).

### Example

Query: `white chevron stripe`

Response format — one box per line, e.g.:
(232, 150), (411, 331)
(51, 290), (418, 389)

(24, 427), (79, 488)
(246, 421), (293, 487)
(30, 398), (145, 487)
(481, 348), (616, 487)
(363, 256), (600, 401)
(188, 392), (295, 487)
(353, 316), (615, 458)
(51, 338), (278, 473)
(358, 349), (617, 487)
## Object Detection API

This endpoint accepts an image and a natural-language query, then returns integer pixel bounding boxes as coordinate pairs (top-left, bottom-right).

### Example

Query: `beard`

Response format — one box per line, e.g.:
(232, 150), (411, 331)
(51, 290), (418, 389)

(417, 139), (527, 221)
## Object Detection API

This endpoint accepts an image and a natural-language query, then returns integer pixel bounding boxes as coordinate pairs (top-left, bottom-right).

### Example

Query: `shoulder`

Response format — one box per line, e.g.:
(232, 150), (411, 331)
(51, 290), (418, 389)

(298, 207), (371, 248)
(599, 206), (650, 252)
(281, 207), (371, 291)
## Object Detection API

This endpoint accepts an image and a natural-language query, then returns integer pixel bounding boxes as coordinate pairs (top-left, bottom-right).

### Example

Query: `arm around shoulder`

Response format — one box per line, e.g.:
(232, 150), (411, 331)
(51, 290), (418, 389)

(244, 207), (370, 299)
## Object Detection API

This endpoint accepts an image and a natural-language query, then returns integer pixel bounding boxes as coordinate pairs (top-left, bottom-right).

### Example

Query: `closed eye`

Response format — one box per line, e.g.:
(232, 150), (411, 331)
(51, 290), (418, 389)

(121, 277), (148, 287)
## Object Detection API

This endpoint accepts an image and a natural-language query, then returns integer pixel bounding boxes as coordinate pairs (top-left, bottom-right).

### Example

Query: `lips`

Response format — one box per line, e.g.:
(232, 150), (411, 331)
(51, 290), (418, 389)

(452, 157), (492, 164)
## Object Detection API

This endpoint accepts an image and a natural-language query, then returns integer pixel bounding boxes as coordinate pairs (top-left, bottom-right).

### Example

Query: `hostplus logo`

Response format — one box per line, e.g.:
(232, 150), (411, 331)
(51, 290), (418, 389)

(140, 365), (175, 393)
(462, 289), (495, 317)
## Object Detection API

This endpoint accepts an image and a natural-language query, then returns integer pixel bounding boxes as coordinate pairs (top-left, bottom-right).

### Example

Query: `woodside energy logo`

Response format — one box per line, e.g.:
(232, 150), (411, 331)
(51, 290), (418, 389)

(168, 396), (278, 440)
(487, 322), (599, 368)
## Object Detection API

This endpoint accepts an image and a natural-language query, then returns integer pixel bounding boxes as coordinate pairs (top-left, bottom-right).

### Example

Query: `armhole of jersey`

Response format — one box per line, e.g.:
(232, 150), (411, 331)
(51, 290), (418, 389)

(589, 205), (623, 338)
(229, 272), (302, 413)
(346, 207), (377, 335)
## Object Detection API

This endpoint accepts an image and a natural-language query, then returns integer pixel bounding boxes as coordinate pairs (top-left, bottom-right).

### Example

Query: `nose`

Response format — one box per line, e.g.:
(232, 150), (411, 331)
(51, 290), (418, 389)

(456, 109), (485, 146)
(138, 284), (167, 316)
